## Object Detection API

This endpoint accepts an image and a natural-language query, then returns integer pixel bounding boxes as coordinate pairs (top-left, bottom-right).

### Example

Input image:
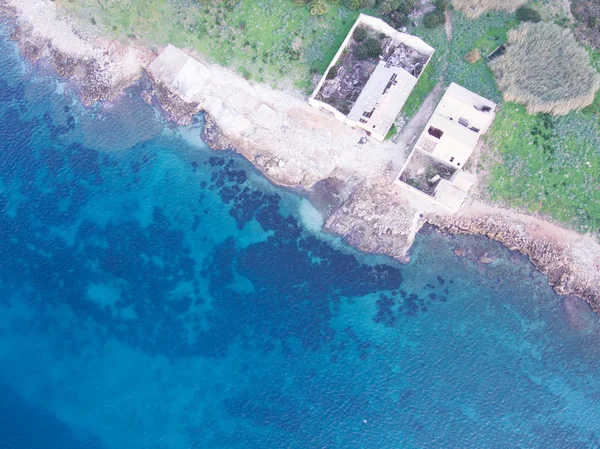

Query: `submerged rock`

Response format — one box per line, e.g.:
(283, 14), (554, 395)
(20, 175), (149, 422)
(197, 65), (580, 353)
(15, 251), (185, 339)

(427, 212), (600, 313)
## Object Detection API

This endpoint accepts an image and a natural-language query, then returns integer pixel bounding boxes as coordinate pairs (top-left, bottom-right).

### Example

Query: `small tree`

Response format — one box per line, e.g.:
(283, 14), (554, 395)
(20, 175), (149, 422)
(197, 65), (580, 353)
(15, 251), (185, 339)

(309, 0), (327, 15)
(326, 66), (339, 79)
(423, 9), (445, 28)
(343, 0), (367, 10)
(355, 37), (382, 60)
(353, 27), (368, 42)
(516, 6), (541, 22)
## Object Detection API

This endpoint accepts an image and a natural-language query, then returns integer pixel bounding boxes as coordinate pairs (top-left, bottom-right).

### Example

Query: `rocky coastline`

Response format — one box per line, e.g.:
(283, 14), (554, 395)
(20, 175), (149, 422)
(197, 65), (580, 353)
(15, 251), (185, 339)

(427, 212), (600, 313)
(2, 0), (599, 313)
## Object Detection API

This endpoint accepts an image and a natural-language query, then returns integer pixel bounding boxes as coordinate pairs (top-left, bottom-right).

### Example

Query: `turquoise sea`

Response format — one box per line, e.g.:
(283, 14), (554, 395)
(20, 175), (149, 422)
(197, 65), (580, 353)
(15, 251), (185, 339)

(0, 28), (599, 449)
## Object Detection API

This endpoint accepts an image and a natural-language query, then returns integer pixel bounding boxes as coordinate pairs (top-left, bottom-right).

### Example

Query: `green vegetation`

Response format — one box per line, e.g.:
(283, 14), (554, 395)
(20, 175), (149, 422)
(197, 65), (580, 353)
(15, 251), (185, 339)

(57, 0), (360, 89)
(385, 124), (398, 140)
(399, 16), (449, 119)
(408, 10), (600, 233)
(58, 1), (600, 234)
(58, 0), (434, 89)
(451, 0), (527, 18)
(423, 0), (446, 28)
(354, 37), (382, 59)
(486, 103), (600, 233)
(353, 26), (368, 42)
(401, 62), (437, 118)
(515, 6), (541, 22)
(446, 12), (516, 102)
(308, 0), (328, 15)
(325, 65), (339, 79)
(490, 22), (600, 114)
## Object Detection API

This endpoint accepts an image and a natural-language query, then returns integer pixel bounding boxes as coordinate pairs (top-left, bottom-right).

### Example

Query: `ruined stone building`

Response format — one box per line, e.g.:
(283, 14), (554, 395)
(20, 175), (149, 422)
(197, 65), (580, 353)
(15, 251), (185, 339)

(396, 83), (496, 211)
(309, 14), (434, 142)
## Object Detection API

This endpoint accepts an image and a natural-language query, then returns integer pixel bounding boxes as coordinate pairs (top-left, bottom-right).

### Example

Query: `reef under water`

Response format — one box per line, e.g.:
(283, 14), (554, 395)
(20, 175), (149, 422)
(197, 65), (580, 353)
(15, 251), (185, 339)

(0, 31), (599, 449)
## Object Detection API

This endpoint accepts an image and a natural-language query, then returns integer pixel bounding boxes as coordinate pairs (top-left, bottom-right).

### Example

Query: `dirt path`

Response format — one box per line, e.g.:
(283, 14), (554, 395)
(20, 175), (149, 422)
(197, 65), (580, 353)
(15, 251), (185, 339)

(445, 4), (452, 42)
(397, 4), (452, 153)
(396, 82), (445, 152)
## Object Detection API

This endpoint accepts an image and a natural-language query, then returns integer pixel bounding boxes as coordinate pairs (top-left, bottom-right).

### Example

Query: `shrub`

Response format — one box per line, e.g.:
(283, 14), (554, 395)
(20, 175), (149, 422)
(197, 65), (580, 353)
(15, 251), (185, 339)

(343, 0), (367, 9)
(309, 0), (327, 15)
(516, 6), (541, 22)
(378, 0), (410, 15)
(451, 0), (527, 18)
(354, 37), (382, 60)
(353, 27), (368, 42)
(490, 22), (600, 114)
(465, 48), (482, 63)
(423, 9), (445, 27)
(326, 65), (338, 79)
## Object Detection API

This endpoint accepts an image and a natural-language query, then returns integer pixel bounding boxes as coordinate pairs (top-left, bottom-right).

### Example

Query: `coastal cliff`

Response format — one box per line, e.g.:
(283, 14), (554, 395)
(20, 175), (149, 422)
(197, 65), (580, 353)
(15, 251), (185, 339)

(3, 0), (599, 312)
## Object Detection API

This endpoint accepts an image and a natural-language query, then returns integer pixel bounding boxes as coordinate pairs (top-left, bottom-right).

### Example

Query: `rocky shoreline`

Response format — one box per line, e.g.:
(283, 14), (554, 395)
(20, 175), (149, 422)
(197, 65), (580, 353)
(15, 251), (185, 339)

(2, 0), (599, 313)
(427, 212), (600, 313)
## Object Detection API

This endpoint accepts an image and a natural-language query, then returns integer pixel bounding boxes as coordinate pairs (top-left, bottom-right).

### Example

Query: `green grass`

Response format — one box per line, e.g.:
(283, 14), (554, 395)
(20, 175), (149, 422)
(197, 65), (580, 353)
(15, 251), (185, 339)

(401, 62), (437, 118)
(485, 102), (600, 233)
(401, 23), (448, 119)
(57, 0), (358, 88)
(401, 11), (516, 119)
(483, 41), (600, 233)
(384, 124), (398, 140)
(445, 11), (518, 102)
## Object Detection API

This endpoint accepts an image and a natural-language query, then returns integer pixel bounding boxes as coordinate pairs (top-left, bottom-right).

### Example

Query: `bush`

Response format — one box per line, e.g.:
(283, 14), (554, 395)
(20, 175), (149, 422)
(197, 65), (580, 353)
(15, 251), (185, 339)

(326, 65), (338, 79)
(465, 48), (482, 63)
(423, 9), (446, 28)
(343, 0), (367, 9)
(490, 22), (600, 114)
(353, 27), (368, 42)
(373, 0), (418, 15)
(452, 0), (527, 18)
(516, 6), (541, 22)
(309, 0), (327, 15)
(354, 37), (382, 60)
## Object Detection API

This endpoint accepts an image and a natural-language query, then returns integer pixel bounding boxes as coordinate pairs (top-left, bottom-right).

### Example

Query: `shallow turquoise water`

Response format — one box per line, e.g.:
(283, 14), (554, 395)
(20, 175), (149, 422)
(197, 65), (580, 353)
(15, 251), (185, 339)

(0, 30), (599, 449)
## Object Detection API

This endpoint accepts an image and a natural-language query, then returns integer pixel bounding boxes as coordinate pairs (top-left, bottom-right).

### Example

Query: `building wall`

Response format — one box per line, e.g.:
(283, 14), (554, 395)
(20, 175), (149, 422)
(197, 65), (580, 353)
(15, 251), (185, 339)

(413, 83), (496, 168)
(309, 14), (435, 142)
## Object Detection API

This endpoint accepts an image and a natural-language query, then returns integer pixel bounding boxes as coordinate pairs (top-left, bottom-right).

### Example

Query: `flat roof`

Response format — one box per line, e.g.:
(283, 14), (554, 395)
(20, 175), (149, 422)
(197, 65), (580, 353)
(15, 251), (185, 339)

(347, 62), (417, 135)
(309, 13), (435, 141)
(437, 83), (496, 133)
(416, 83), (496, 167)
(434, 179), (468, 210)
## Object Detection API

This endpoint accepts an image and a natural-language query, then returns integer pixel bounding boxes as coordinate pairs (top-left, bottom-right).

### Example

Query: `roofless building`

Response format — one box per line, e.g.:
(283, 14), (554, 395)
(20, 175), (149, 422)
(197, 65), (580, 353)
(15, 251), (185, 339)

(396, 83), (496, 211)
(308, 14), (435, 142)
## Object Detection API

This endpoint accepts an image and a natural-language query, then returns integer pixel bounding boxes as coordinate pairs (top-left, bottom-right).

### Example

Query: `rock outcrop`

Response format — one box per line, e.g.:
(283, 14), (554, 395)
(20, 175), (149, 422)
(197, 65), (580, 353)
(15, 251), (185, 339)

(426, 212), (600, 312)
(325, 183), (423, 263)
(3, 0), (152, 105)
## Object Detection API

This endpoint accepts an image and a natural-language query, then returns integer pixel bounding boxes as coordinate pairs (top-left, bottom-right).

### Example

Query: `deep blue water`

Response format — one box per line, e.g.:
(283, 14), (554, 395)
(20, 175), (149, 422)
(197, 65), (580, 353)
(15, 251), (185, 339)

(1, 31), (600, 449)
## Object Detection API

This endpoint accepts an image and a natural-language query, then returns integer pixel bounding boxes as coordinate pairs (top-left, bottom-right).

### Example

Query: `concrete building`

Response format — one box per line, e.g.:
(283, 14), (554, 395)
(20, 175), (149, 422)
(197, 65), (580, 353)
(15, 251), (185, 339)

(413, 83), (496, 168)
(395, 83), (496, 211)
(309, 14), (435, 142)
